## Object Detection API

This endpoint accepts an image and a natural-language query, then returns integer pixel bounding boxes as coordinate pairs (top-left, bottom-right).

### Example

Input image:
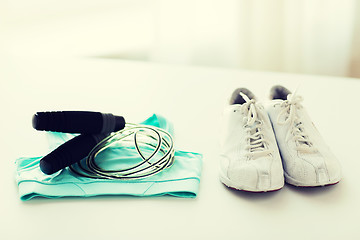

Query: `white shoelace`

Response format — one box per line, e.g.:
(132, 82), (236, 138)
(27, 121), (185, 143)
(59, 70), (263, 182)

(276, 92), (316, 153)
(239, 92), (272, 159)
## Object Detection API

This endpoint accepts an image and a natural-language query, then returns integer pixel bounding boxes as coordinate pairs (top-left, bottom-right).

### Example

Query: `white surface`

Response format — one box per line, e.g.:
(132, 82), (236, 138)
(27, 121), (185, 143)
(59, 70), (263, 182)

(1, 56), (360, 239)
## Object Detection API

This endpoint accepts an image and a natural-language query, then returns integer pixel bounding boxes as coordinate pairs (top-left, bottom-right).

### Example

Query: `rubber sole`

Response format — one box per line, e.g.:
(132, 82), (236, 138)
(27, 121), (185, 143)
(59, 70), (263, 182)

(219, 174), (284, 193)
(284, 171), (341, 187)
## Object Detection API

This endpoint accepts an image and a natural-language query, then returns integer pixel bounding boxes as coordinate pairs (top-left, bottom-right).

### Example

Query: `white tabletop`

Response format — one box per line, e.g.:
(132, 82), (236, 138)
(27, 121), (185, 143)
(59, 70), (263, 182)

(1, 56), (359, 239)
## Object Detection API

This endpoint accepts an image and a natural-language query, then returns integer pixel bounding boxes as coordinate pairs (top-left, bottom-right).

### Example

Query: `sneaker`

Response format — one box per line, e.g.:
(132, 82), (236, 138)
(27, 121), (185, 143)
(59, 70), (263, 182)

(219, 88), (284, 192)
(266, 85), (342, 187)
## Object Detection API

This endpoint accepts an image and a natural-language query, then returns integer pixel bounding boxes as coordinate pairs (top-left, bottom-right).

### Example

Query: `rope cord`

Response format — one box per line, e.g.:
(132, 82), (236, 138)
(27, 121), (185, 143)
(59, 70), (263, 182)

(69, 123), (175, 180)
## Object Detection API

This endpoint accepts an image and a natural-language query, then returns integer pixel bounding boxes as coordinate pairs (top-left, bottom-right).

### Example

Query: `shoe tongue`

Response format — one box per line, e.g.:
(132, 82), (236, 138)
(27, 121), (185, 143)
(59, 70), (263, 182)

(272, 99), (283, 104)
(249, 125), (258, 133)
(231, 93), (247, 105)
(294, 122), (312, 147)
(248, 126), (265, 153)
(229, 88), (256, 105)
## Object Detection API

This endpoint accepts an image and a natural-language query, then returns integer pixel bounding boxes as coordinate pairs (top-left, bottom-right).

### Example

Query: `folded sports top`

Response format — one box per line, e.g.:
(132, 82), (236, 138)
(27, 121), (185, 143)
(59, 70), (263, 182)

(15, 114), (203, 201)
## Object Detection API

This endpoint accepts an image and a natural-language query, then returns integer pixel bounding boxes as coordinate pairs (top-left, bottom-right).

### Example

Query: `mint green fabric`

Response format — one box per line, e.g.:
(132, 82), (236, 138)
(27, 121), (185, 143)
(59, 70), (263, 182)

(15, 114), (202, 201)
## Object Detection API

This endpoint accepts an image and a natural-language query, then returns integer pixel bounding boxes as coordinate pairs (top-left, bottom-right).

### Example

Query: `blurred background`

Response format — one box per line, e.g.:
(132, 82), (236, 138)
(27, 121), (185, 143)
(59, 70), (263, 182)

(0, 0), (359, 78)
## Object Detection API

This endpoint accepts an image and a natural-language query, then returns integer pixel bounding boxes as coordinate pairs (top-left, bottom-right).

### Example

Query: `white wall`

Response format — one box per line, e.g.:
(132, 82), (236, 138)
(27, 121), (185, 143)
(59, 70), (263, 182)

(1, 0), (359, 78)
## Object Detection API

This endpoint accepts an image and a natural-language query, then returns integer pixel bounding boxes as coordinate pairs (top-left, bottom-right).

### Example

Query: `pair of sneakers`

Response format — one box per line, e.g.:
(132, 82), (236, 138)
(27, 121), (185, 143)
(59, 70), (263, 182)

(219, 85), (342, 192)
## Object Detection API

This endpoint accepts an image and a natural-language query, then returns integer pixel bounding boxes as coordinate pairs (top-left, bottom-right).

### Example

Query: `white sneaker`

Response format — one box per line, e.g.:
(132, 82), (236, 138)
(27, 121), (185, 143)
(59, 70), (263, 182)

(219, 88), (284, 192)
(266, 85), (342, 187)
